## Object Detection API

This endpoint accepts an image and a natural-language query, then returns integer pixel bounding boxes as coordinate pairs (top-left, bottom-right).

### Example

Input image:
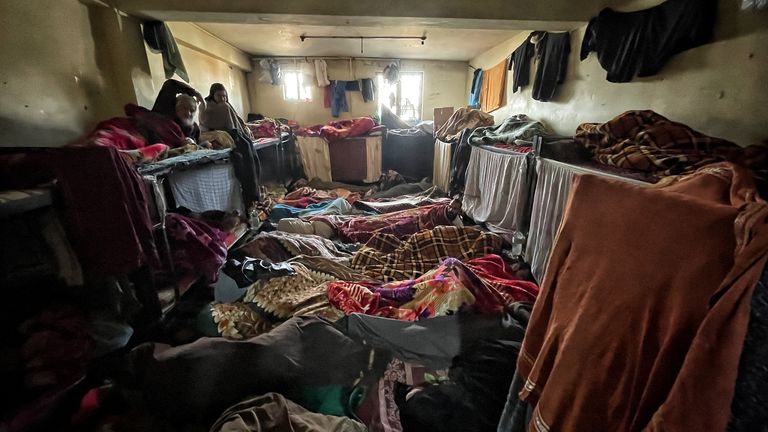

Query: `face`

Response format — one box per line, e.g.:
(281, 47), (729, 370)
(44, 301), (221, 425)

(214, 90), (228, 104)
(175, 103), (196, 126)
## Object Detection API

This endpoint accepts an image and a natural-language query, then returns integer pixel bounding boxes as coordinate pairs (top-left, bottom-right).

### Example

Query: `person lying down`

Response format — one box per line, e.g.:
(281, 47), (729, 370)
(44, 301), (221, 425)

(277, 199), (464, 244)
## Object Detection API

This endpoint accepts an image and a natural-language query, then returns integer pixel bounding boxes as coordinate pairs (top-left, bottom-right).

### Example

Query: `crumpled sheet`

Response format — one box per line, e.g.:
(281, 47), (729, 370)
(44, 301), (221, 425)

(434, 108), (494, 143)
(166, 213), (228, 282)
(328, 255), (538, 321)
(468, 114), (549, 146)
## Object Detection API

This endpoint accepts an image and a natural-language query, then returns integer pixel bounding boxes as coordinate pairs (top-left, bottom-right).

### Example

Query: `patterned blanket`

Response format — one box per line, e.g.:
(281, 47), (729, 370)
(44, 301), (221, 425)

(211, 256), (370, 339)
(328, 254), (538, 321)
(350, 226), (503, 282)
(575, 110), (742, 177)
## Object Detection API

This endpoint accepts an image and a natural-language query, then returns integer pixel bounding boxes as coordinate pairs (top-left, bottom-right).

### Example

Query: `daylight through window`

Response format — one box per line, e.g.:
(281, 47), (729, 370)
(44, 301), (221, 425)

(283, 71), (312, 101)
(377, 72), (423, 123)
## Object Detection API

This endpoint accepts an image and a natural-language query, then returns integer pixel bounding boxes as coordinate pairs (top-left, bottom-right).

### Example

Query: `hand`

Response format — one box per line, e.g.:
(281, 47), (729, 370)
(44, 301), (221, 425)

(194, 92), (205, 105)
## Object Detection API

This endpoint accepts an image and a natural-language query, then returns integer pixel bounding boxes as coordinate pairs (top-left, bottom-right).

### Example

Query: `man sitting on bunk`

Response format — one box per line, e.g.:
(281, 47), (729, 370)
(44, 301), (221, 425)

(149, 78), (207, 146)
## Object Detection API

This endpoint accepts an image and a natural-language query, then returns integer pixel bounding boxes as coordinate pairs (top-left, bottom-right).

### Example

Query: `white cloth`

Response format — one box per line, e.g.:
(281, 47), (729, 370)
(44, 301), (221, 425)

(432, 139), (452, 192)
(363, 136), (383, 183)
(525, 158), (649, 283)
(462, 146), (529, 242)
(296, 136), (333, 182)
(314, 59), (330, 87)
(168, 163), (243, 213)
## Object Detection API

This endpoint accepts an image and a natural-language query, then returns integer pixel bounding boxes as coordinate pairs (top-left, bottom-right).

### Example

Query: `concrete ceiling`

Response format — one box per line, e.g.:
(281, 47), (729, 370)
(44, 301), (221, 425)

(195, 23), (523, 61)
(109, 0), (630, 24)
(107, 0), (649, 60)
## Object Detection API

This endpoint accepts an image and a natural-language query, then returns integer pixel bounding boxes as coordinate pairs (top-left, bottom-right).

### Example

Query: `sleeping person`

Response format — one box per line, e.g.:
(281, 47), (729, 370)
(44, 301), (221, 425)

(200, 83), (254, 140)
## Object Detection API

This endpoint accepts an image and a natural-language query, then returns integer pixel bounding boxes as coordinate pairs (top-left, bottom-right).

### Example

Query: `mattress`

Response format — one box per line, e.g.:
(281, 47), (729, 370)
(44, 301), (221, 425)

(526, 158), (649, 283)
(137, 149), (231, 176)
(461, 146), (530, 243)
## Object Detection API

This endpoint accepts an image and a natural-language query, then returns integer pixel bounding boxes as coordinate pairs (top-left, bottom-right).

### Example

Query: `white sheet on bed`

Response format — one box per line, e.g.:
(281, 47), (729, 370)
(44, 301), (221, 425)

(168, 163), (243, 213)
(296, 136), (332, 182)
(432, 139), (452, 192)
(462, 146), (529, 242)
(526, 158), (649, 284)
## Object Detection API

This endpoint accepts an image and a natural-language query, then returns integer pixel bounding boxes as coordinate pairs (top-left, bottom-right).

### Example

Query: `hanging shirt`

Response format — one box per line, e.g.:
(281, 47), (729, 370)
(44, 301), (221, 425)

(508, 34), (535, 93)
(580, 0), (717, 83)
(468, 69), (484, 108)
(532, 32), (571, 102)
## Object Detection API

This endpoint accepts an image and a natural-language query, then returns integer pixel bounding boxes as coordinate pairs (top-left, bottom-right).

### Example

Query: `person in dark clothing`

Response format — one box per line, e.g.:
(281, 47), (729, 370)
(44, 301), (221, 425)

(151, 78), (205, 144)
(580, 0), (717, 83)
(531, 32), (571, 102)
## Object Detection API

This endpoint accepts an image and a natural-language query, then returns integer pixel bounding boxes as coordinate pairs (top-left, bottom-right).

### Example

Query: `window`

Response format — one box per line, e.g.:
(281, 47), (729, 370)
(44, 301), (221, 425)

(377, 72), (423, 123)
(283, 71), (312, 101)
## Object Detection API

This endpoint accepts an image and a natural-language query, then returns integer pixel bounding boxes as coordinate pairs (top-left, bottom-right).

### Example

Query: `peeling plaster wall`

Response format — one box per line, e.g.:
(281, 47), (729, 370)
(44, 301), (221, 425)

(469, 0), (768, 146)
(0, 0), (154, 146)
(248, 59), (466, 125)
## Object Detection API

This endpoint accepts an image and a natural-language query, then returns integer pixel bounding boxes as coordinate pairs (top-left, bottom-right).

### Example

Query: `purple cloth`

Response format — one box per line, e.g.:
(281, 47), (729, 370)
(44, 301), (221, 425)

(5, 146), (159, 275)
(166, 213), (227, 282)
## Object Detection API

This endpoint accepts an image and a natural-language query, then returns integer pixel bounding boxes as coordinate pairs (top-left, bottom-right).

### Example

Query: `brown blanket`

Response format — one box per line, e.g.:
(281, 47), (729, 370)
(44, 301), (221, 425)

(517, 163), (768, 432)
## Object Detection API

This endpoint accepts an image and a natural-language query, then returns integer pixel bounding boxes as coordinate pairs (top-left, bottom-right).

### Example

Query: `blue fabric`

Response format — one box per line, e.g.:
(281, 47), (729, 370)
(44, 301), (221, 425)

(469, 69), (484, 108)
(331, 81), (349, 118)
(268, 198), (372, 222)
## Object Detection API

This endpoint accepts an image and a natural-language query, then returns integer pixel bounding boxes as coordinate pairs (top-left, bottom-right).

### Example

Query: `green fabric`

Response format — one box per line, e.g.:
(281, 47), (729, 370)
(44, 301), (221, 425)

(196, 304), (220, 337)
(298, 385), (350, 417)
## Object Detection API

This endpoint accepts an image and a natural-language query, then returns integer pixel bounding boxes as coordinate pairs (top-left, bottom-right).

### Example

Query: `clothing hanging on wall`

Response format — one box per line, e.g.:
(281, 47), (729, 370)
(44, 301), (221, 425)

(361, 78), (375, 103)
(383, 60), (401, 84)
(142, 21), (189, 83)
(258, 59), (282, 85)
(468, 68), (484, 108)
(508, 34), (535, 93)
(531, 32), (570, 102)
(580, 0), (717, 83)
(330, 81), (349, 117)
(314, 59), (331, 87)
(479, 60), (507, 112)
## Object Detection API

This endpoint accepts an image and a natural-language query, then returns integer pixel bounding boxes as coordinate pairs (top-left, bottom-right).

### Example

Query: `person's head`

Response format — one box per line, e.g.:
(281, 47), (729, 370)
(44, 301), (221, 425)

(175, 94), (197, 127)
(207, 83), (227, 104)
